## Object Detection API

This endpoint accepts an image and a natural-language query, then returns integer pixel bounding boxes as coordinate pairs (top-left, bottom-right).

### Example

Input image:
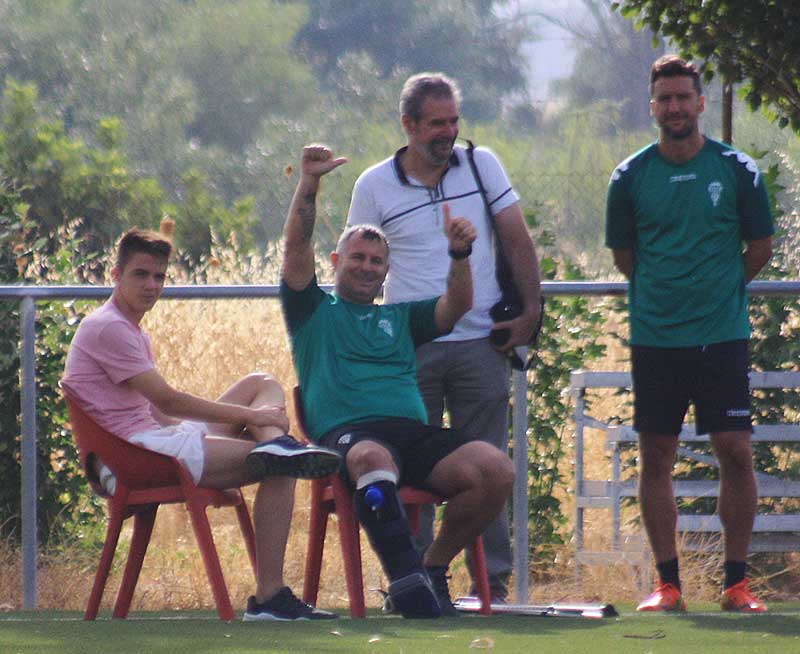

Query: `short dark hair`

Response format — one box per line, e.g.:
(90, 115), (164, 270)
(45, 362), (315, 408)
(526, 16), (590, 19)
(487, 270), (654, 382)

(650, 55), (702, 96)
(336, 224), (389, 255)
(116, 228), (172, 271)
(399, 72), (461, 122)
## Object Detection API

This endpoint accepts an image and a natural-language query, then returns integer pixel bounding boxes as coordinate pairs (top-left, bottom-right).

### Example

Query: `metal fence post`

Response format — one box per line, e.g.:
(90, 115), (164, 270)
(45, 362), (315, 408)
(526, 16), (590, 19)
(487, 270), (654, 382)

(20, 295), (38, 609)
(512, 365), (529, 604)
(3, 280), (800, 609)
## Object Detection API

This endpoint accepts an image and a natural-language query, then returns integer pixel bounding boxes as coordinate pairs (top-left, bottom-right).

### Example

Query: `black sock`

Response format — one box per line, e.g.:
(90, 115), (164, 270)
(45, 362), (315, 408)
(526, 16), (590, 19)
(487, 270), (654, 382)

(425, 564), (448, 584)
(723, 561), (747, 590)
(354, 481), (423, 581)
(656, 557), (681, 591)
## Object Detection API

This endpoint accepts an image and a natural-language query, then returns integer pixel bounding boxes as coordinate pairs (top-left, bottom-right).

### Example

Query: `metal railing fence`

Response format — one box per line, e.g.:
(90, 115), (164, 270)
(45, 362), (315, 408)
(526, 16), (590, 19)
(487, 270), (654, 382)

(3, 279), (800, 609)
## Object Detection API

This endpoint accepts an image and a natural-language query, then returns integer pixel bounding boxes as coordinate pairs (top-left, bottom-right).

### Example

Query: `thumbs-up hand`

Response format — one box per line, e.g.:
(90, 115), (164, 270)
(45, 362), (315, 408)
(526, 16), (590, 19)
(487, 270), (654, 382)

(442, 203), (476, 257)
(301, 144), (348, 179)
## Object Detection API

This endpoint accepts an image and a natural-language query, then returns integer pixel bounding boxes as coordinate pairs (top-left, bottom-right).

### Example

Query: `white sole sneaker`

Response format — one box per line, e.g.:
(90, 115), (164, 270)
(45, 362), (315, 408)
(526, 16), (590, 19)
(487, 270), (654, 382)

(246, 438), (341, 479)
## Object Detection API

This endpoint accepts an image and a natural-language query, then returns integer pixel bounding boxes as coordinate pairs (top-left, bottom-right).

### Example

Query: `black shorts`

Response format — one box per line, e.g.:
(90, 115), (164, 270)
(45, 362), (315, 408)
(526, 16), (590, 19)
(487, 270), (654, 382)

(632, 339), (752, 436)
(320, 418), (475, 489)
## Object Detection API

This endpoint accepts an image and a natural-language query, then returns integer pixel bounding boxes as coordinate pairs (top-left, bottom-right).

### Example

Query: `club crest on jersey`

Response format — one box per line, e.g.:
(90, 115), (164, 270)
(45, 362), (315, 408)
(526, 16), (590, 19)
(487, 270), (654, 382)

(378, 318), (394, 338)
(708, 181), (723, 207)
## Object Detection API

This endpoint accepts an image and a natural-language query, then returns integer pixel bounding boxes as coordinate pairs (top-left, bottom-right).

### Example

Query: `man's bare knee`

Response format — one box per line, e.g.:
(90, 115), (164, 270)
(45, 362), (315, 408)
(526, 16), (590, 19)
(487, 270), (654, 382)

(478, 447), (514, 501)
(218, 372), (284, 409)
(712, 432), (753, 471)
(246, 372), (284, 401)
(346, 440), (397, 479)
(639, 434), (678, 477)
(430, 441), (512, 498)
(491, 451), (515, 491)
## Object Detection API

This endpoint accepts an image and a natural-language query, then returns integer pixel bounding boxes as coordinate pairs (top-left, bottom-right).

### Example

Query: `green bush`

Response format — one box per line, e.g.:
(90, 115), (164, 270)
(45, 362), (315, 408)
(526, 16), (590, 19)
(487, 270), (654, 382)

(523, 212), (607, 571)
(0, 210), (105, 544)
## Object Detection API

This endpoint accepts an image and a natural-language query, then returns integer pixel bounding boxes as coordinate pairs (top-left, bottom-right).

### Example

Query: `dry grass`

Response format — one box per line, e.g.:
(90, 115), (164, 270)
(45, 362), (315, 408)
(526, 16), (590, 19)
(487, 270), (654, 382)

(2, 251), (798, 612)
(0, 242), (476, 613)
(551, 312), (800, 604)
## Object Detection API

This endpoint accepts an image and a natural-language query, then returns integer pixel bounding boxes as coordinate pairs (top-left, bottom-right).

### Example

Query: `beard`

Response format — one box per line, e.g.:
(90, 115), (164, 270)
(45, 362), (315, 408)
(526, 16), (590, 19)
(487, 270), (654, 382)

(423, 137), (455, 165)
(660, 115), (696, 140)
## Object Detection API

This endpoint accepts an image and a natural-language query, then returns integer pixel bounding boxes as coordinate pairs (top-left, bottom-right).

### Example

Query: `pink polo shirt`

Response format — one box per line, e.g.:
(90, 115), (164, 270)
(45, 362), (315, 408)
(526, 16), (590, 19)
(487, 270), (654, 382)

(62, 299), (161, 440)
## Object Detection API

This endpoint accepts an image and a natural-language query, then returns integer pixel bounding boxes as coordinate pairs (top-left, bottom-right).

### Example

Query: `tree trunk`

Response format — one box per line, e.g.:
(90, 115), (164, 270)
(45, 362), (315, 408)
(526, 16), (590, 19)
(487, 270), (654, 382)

(722, 76), (733, 145)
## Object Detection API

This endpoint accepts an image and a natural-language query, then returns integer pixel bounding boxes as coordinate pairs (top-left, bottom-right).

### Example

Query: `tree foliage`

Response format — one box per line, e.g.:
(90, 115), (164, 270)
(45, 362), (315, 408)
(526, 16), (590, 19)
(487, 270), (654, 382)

(523, 214), (607, 566)
(614, 0), (800, 133)
(0, 79), (257, 261)
(0, 199), (105, 545)
(746, 160), (800, 504)
(294, 0), (530, 121)
(176, 0), (315, 151)
(0, 80), (164, 250)
(0, 0), (320, 191)
(168, 169), (257, 263)
(547, 0), (664, 131)
(0, 186), (26, 538)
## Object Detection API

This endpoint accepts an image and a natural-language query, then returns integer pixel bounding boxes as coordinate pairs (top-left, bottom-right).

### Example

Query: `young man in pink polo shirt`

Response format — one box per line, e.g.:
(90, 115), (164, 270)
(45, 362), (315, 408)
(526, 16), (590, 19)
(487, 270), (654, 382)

(62, 228), (340, 621)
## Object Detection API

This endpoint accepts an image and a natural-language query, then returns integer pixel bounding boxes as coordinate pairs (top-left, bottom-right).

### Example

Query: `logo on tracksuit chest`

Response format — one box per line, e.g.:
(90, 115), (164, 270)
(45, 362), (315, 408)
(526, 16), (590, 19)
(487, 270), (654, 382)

(378, 319), (394, 338)
(708, 181), (723, 207)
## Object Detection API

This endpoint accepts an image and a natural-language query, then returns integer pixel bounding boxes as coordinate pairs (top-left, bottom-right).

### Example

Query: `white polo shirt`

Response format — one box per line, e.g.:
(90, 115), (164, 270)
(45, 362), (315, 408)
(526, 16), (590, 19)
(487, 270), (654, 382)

(347, 144), (520, 342)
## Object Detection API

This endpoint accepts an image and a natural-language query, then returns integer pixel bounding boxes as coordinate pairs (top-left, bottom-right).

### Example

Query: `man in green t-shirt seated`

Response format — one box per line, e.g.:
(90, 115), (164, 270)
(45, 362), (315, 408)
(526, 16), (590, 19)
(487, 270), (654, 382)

(279, 144), (515, 618)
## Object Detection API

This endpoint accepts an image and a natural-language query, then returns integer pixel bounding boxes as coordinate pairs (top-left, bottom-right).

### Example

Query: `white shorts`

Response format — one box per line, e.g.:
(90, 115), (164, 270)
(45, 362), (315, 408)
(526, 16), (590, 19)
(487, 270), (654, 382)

(128, 421), (209, 483)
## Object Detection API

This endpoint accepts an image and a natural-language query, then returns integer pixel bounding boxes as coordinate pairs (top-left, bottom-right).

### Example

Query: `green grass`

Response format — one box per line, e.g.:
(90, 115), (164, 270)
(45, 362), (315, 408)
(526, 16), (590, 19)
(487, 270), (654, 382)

(1, 605), (799, 654)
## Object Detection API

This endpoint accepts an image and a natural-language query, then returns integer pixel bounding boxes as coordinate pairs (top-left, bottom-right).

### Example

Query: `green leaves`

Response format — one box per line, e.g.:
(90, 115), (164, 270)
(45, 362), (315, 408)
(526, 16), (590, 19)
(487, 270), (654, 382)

(294, 0), (530, 122)
(0, 204), (105, 545)
(615, 1), (800, 135)
(522, 216), (607, 566)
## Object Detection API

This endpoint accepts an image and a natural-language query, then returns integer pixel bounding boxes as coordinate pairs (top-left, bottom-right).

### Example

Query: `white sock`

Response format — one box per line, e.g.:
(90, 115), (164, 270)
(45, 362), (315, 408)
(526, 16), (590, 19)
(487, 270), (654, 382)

(355, 470), (398, 489)
(98, 463), (116, 495)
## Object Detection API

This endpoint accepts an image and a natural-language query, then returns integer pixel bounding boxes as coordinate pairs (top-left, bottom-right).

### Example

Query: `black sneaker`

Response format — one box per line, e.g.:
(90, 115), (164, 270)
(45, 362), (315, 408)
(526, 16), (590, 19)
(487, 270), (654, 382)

(426, 565), (460, 617)
(387, 572), (441, 619)
(242, 587), (338, 621)
(246, 436), (341, 479)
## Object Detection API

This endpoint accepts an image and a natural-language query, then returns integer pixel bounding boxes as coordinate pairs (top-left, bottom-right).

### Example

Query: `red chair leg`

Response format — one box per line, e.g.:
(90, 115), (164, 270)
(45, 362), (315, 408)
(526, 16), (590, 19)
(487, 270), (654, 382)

(470, 536), (492, 616)
(113, 505), (158, 618)
(234, 497), (258, 578)
(185, 498), (235, 621)
(302, 479), (329, 607)
(85, 501), (126, 620)
(332, 479), (366, 618)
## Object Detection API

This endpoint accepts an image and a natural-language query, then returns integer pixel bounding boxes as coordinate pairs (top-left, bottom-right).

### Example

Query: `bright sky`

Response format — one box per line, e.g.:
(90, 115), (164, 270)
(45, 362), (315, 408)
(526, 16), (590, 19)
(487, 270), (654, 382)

(510, 0), (590, 99)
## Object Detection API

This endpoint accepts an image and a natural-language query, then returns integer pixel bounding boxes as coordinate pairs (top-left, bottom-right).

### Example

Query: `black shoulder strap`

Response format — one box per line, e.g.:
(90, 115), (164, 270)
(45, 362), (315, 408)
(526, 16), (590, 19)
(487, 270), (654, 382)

(465, 139), (543, 371)
(465, 139), (516, 297)
(464, 139), (494, 233)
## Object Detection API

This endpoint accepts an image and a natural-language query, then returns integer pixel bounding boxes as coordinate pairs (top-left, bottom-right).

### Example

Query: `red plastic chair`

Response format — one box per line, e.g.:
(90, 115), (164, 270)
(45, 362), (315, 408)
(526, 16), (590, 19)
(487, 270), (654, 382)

(65, 394), (257, 621)
(293, 388), (492, 617)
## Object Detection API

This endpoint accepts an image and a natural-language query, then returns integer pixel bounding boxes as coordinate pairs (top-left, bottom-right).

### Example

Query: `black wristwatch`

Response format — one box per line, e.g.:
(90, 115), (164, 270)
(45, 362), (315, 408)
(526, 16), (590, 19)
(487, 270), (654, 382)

(448, 245), (472, 260)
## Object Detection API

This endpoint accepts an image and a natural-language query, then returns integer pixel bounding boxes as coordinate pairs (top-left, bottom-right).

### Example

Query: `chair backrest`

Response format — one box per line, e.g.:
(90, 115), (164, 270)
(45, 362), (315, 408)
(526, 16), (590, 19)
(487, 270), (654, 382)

(64, 393), (182, 492)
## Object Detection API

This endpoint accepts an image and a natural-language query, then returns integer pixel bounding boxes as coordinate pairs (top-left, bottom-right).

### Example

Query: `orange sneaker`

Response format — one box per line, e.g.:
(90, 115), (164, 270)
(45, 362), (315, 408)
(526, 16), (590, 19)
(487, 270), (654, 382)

(720, 580), (767, 613)
(636, 583), (687, 611)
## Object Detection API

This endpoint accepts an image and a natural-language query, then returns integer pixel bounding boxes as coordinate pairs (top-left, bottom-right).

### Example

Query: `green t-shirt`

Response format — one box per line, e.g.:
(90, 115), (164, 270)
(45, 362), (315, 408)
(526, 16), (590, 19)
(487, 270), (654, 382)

(280, 278), (441, 441)
(605, 138), (774, 347)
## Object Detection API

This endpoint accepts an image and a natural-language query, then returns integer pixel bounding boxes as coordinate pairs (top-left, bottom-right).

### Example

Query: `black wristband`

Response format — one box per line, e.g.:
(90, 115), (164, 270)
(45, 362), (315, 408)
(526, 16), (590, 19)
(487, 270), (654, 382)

(448, 245), (472, 260)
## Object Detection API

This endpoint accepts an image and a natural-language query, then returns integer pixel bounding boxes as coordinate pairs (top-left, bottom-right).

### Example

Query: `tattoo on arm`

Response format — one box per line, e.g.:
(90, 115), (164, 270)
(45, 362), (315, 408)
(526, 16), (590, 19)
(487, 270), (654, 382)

(298, 192), (316, 242)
